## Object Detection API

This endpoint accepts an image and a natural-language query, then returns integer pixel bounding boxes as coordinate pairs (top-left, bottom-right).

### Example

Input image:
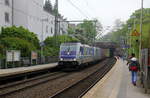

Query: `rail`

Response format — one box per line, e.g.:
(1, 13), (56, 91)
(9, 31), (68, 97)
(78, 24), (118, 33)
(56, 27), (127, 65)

(0, 71), (68, 97)
(50, 58), (116, 98)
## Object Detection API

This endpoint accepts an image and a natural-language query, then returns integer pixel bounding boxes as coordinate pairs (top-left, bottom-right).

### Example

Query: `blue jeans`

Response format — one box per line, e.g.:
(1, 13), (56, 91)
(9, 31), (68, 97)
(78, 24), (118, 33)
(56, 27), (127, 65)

(131, 71), (137, 83)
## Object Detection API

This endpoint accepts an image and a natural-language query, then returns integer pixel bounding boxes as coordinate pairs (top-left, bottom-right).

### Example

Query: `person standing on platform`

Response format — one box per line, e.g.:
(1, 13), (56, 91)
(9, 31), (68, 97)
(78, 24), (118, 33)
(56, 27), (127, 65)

(123, 56), (126, 61)
(127, 54), (133, 65)
(128, 53), (140, 86)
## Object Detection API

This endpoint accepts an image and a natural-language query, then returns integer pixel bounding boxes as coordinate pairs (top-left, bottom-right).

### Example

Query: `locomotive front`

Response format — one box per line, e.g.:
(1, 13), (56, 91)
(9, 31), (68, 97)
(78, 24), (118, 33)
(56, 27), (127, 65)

(58, 43), (80, 67)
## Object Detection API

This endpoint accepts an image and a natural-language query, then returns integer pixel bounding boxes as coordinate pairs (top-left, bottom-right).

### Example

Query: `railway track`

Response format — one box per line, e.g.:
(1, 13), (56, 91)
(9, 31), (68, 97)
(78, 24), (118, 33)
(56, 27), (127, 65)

(50, 58), (116, 98)
(0, 58), (116, 98)
(0, 71), (68, 97)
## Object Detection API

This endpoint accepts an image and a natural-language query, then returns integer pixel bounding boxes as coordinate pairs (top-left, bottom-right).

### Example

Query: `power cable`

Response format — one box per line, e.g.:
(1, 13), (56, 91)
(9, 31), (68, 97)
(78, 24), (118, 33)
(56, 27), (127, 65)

(85, 0), (95, 15)
(67, 0), (89, 19)
(72, 0), (93, 18)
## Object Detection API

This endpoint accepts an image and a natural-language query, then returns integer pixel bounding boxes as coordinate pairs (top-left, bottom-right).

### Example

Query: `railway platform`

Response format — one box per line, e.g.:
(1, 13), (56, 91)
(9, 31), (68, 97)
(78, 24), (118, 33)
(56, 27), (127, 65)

(0, 63), (57, 77)
(83, 59), (150, 98)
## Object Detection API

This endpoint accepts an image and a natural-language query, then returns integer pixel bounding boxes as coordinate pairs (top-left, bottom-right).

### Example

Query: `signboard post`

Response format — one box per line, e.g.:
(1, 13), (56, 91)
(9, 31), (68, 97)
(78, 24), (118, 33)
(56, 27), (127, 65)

(6, 50), (21, 68)
(131, 29), (140, 36)
(31, 51), (38, 65)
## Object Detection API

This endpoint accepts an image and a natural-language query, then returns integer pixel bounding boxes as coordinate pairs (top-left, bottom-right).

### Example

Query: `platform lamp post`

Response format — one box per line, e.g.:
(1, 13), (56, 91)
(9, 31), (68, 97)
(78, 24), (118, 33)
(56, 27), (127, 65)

(130, 15), (137, 53)
(54, 0), (58, 36)
(41, 18), (48, 63)
(128, 25), (132, 55)
(131, 15), (136, 30)
(139, 0), (143, 65)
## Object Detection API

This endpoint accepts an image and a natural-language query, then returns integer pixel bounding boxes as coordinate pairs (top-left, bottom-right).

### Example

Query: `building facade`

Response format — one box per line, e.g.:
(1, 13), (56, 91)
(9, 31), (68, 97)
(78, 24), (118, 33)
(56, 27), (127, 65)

(0, 0), (13, 29)
(58, 18), (68, 35)
(0, 0), (68, 41)
(13, 0), (55, 41)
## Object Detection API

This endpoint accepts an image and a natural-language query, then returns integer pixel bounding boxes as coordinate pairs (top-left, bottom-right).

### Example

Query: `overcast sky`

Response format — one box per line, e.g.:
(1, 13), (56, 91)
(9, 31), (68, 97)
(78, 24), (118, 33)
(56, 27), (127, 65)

(50, 0), (149, 31)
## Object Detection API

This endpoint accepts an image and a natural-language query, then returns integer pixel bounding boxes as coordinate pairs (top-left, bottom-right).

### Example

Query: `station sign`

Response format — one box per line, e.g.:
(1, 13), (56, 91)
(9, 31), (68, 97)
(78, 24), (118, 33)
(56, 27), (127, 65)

(131, 29), (140, 36)
(31, 51), (38, 60)
(6, 50), (21, 62)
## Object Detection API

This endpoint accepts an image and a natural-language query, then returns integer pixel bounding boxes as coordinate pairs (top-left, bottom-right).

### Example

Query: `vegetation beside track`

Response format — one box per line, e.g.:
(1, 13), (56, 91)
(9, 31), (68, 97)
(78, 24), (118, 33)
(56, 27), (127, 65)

(100, 8), (150, 58)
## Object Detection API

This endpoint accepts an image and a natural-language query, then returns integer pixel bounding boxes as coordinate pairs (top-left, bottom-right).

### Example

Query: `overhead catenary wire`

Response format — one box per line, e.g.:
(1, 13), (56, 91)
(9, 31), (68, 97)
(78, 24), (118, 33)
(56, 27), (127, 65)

(85, 0), (95, 15)
(72, 0), (93, 18)
(67, 0), (89, 19)
(75, 0), (95, 17)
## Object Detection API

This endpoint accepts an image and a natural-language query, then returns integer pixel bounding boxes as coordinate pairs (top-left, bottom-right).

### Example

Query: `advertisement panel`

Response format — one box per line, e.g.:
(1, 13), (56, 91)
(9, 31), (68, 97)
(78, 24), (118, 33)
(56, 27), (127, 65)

(6, 50), (20, 62)
(13, 51), (21, 61)
(6, 51), (13, 62)
(31, 51), (38, 60)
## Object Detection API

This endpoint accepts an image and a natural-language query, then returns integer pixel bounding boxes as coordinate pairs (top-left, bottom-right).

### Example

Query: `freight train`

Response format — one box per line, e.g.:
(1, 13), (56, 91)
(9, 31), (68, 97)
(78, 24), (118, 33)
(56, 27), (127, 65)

(141, 49), (150, 93)
(58, 42), (113, 68)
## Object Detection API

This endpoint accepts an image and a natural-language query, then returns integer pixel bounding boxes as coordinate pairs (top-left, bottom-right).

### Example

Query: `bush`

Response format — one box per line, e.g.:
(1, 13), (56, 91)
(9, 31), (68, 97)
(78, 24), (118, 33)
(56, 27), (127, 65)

(0, 26), (40, 49)
(0, 26), (40, 57)
(44, 35), (79, 56)
(0, 45), (4, 58)
(0, 37), (36, 57)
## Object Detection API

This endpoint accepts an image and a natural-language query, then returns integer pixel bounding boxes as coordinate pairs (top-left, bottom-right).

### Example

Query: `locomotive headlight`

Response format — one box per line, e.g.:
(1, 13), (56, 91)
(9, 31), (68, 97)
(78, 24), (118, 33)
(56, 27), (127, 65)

(73, 58), (76, 61)
(60, 58), (63, 61)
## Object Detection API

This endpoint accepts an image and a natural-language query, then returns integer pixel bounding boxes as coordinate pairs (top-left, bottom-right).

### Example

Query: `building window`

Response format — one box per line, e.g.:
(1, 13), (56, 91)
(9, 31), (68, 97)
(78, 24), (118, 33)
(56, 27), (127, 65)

(46, 25), (48, 33)
(51, 28), (53, 34)
(5, 12), (9, 23)
(5, 0), (9, 6)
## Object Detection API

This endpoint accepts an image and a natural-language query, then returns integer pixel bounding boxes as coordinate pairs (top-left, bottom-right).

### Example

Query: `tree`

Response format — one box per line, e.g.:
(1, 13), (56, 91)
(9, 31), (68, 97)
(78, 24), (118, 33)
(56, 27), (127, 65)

(0, 44), (4, 58)
(67, 19), (103, 44)
(0, 26), (40, 49)
(112, 19), (124, 32)
(101, 8), (150, 58)
(67, 25), (76, 35)
(75, 20), (98, 44)
(95, 20), (103, 38)
(53, 1), (58, 15)
(44, 35), (79, 56)
(0, 26), (40, 57)
(0, 37), (36, 57)
(43, 0), (53, 14)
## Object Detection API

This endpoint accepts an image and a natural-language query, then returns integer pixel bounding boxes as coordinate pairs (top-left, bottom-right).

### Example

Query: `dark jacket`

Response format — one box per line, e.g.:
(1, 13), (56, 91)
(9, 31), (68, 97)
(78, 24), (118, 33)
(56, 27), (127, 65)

(129, 60), (140, 71)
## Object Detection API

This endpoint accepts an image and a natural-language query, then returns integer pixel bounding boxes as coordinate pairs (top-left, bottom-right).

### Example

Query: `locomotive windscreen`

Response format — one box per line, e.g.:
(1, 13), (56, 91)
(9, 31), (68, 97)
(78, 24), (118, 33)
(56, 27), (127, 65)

(60, 45), (77, 52)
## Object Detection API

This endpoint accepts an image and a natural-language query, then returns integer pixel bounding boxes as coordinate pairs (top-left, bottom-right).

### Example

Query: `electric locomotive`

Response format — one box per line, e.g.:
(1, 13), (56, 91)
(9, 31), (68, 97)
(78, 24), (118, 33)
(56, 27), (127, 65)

(58, 42), (110, 68)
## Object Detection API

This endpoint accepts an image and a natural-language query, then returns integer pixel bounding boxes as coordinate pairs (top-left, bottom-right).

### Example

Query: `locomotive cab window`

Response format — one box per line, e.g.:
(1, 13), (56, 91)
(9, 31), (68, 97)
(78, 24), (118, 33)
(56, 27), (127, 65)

(80, 46), (84, 55)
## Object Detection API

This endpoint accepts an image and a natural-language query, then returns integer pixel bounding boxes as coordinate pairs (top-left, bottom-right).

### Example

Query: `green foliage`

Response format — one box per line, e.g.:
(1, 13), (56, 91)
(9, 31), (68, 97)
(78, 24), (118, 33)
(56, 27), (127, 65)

(78, 20), (96, 43)
(0, 26), (40, 49)
(68, 20), (97, 44)
(0, 37), (36, 57)
(67, 26), (75, 35)
(44, 35), (79, 56)
(101, 8), (150, 58)
(0, 26), (39, 57)
(0, 44), (4, 58)
(43, 0), (53, 14)
(127, 8), (150, 57)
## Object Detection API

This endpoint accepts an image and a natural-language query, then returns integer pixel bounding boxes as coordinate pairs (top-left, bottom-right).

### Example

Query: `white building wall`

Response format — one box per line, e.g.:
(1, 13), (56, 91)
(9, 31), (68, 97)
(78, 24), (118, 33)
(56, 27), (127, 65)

(0, 0), (67, 40)
(13, 0), (28, 28)
(27, 0), (43, 40)
(58, 18), (68, 35)
(42, 11), (55, 40)
(0, 0), (12, 31)
(13, 0), (55, 41)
